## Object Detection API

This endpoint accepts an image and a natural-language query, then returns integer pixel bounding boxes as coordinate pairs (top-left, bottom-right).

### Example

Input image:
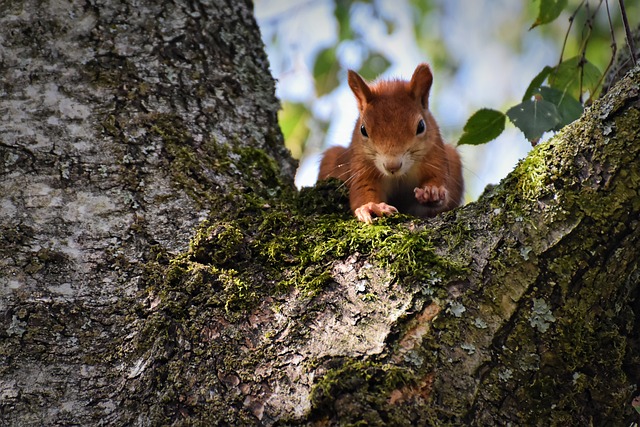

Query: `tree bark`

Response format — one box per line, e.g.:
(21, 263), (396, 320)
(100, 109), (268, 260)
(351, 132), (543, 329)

(1, 1), (639, 426)
(1, 0), (293, 425)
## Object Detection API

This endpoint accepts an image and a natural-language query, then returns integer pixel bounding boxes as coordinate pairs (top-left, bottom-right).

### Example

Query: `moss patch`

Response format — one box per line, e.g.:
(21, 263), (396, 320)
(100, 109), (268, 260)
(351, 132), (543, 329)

(145, 177), (468, 312)
(126, 173), (472, 424)
(308, 359), (426, 427)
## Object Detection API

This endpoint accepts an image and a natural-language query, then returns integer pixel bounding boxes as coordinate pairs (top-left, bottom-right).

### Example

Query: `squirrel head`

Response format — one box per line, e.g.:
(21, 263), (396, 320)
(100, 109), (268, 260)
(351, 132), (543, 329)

(347, 63), (437, 177)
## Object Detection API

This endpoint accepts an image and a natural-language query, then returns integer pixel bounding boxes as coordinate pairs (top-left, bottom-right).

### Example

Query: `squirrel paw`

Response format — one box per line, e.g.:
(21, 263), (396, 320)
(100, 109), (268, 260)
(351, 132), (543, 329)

(354, 202), (398, 224)
(414, 185), (448, 205)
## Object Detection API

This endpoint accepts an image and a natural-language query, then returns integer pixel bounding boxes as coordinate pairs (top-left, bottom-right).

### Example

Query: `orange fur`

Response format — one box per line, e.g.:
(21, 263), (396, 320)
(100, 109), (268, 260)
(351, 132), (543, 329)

(318, 63), (464, 223)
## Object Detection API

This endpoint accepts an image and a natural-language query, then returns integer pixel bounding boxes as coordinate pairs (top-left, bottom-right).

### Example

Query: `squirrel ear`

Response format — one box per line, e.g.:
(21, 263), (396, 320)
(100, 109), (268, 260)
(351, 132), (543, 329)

(348, 70), (373, 110)
(409, 63), (433, 109)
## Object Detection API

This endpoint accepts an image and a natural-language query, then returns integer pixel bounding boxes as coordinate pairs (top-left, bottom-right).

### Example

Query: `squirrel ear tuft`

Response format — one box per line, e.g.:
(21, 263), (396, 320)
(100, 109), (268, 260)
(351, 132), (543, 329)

(348, 70), (373, 110)
(409, 63), (433, 109)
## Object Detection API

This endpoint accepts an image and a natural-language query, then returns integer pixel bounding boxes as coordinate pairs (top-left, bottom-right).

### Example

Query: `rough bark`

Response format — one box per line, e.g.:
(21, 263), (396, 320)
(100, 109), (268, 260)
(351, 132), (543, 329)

(1, 1), (639, 427)
(603, 23), (640, 94)
(1, 0), (293, 425)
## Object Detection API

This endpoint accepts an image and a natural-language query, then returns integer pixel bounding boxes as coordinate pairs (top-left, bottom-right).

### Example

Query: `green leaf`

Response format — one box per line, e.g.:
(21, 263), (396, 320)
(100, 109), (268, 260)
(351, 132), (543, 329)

(458, 109), (506, 146)
(278, 102), (311, 159)
(358, 53), (391, 81)
(533, 86), (583, 129)
(548, 56), (602, 100)
(530, 0), (568, 29)
(313, 47), (341, 97)
(522, 66), (553, 102)
(506, 99), (562, 142)
(334, 0), (354, 41)
(383, 18), (395, 35)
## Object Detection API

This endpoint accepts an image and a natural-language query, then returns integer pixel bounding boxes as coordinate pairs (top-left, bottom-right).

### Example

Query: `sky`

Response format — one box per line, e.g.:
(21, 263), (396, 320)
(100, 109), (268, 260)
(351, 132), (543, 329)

(254, 0), (562, 201)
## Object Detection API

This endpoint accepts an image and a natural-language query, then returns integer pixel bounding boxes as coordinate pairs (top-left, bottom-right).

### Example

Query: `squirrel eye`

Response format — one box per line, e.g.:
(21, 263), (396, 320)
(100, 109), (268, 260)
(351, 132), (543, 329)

(360, 124), (368, 137)
(416, 119), (426, 135)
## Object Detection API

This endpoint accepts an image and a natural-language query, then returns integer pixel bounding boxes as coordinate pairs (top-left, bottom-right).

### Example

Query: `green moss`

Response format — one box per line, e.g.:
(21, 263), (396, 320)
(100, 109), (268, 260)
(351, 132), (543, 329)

(487, 281), (634, 425)
(296, 178), (350, 215)
(219, 269), (257, 312)
(308, 359), (424, 426)
(263, 211), (465, 297)
(151, 116), (229, 204)
(280, 265), (334, 297)
(188, 222), (247, 265)
(495, 140), (558, 214)
(310, 360), (403, 405)
(516, 148), (549, 201)
(136, 173), (470, 320)
(124, 174), (472, 424)
(233, 145), (288, 196)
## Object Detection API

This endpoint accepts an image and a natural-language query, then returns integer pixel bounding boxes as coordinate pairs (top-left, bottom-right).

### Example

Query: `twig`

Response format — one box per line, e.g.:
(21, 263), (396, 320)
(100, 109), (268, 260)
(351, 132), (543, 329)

(576, 0), (604, 103)
(618, 0), (637, 67)
(558, 0), (586, 65)
(588, 0), (617, 102)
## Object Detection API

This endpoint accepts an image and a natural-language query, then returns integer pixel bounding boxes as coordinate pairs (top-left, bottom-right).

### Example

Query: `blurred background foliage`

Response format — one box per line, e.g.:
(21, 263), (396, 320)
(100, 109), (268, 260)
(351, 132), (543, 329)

(255, 0), (638, 200)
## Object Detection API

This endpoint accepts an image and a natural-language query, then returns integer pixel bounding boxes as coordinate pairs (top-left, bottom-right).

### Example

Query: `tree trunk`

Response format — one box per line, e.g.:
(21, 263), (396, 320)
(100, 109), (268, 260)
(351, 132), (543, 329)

(1, 0), (293, 425)
(1, 1), (639, 426)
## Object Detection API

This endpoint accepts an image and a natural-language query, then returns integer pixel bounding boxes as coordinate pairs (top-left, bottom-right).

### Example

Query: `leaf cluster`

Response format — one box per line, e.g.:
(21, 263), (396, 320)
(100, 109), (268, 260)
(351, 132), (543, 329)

(459, 56), (595, 146)
(459, 0), (634, 146)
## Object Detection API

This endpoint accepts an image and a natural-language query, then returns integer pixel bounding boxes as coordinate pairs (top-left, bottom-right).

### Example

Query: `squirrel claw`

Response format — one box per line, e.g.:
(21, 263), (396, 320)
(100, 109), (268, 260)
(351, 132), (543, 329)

(355, 202), (398, 224)
(414, 185), (448, 205)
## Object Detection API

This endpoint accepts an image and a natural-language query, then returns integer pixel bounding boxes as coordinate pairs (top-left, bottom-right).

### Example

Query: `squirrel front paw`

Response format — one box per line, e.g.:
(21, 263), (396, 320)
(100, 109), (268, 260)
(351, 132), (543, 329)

(414, 185), (448, 205)
(354, 202), (398, 224)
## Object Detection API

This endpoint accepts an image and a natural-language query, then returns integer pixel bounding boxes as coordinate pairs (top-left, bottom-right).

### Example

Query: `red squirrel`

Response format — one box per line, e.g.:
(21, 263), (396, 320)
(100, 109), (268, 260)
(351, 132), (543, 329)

(318, 63), (464, 223)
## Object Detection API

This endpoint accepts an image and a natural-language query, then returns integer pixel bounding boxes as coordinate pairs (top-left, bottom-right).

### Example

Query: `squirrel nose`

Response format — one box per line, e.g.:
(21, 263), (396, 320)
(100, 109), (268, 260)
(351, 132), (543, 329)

(384, 160), (403, 174)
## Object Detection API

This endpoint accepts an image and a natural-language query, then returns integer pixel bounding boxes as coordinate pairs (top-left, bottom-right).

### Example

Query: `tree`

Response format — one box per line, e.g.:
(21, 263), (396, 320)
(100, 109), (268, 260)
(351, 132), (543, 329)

(1, 1), (639, 427)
